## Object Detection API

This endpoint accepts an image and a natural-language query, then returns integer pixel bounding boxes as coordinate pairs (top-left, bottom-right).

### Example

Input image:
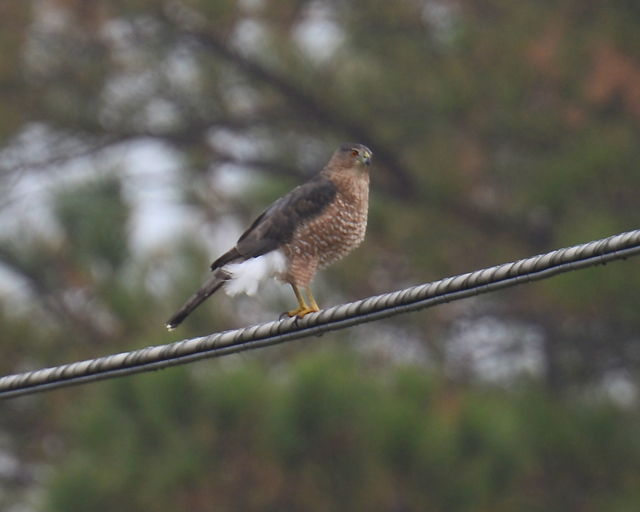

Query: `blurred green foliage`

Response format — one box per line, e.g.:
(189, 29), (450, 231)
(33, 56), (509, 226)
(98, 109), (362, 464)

(45, 353), (640, 511)
(53, 176), (129, 271)
(0, 0), (639, 510)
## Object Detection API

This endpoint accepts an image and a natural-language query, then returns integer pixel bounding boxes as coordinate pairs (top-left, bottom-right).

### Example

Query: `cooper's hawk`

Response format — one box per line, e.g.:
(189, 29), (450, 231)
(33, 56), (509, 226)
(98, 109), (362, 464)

(166, 143), (372, 330)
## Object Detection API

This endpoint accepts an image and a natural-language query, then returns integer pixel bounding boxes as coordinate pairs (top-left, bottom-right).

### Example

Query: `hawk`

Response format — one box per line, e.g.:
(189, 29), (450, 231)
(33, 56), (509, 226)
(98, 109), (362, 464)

(166, 143), (372, 330)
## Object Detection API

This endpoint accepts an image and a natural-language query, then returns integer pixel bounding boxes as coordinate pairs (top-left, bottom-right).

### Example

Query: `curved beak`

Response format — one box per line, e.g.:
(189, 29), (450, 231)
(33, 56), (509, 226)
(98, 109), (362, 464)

(361, 151), (372, 166)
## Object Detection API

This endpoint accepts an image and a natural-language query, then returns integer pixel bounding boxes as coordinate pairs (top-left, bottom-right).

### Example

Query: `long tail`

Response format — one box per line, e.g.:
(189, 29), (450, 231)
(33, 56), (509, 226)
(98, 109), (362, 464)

(166, 274), (227, 331)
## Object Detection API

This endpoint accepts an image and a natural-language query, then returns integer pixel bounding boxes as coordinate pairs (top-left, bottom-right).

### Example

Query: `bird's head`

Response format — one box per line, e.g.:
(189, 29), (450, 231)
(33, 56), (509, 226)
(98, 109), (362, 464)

(328, 143), (373, 171)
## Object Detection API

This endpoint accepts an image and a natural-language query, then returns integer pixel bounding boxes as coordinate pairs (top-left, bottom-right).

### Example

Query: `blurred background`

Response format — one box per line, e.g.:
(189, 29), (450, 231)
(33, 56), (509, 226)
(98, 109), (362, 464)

(1, 0), (639, 510)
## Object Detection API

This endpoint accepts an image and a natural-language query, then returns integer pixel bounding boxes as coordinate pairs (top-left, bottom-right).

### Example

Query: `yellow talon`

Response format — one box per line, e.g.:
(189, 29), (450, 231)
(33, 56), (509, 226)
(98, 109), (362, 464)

(287, 284), (320, 318)
(287, 306), (319, 318)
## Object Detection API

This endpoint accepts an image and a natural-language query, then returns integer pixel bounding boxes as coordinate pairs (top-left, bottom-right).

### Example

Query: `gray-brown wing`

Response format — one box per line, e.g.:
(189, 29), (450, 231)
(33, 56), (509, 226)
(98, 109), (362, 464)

(210, 175), (337, 270)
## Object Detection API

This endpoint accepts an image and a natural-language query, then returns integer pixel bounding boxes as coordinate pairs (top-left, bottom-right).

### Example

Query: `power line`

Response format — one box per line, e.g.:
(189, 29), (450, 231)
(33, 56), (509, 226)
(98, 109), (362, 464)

(1, 229), (639, 399)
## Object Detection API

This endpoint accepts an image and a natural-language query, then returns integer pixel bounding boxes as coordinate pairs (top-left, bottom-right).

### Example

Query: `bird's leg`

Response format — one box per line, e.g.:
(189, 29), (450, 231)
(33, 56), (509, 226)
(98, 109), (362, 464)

(287, 283), (308, 317)
(287, 284), (319, 318)
(305, 287), (320, 313)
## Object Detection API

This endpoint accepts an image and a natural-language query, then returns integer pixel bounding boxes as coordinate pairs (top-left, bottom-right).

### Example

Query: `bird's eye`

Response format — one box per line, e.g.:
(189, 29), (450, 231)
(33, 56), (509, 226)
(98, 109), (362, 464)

(351, 149), (359, 157)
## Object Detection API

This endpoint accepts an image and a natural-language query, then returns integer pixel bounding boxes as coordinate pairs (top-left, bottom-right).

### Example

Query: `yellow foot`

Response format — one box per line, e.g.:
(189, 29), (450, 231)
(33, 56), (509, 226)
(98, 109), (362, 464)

(287, 305), (320, 318)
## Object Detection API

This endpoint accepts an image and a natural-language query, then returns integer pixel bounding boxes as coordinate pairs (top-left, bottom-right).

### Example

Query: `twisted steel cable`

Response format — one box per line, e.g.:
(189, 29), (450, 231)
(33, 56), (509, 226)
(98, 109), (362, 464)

(1, 229), (639, 399)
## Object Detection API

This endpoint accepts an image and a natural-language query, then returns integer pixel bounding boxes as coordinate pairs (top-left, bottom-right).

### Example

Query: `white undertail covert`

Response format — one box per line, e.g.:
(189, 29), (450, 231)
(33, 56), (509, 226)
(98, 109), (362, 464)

(223, 250), (287, 296)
